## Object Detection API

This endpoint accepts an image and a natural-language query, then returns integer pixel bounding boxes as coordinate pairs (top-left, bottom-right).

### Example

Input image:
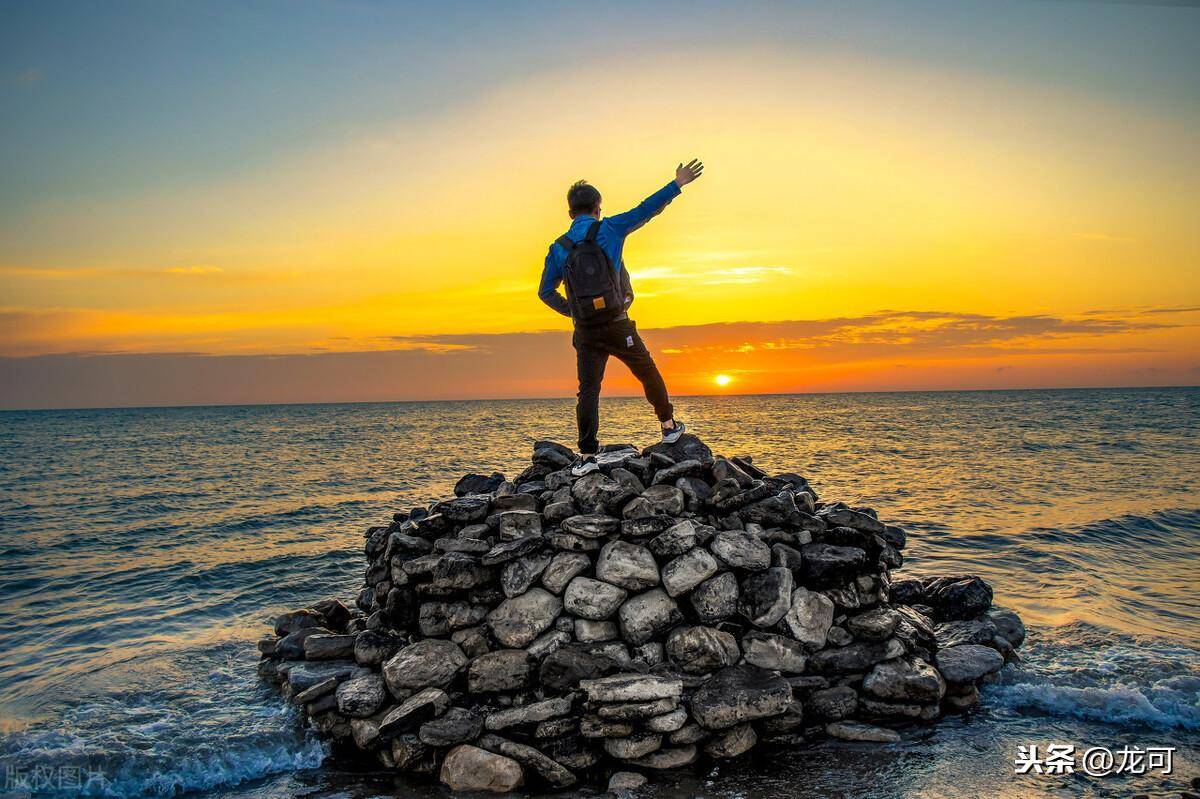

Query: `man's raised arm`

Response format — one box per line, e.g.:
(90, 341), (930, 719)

(606, 159), (705, 237)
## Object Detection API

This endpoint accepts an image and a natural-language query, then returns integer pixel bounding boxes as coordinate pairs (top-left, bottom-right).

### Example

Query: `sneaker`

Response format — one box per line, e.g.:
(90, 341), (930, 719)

(571, 455), (600, 477)
(661, 420), (686, 444)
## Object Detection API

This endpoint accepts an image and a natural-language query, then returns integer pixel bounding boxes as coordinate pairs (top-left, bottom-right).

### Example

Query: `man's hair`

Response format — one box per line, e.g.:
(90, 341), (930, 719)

(567, 180), (602, 218)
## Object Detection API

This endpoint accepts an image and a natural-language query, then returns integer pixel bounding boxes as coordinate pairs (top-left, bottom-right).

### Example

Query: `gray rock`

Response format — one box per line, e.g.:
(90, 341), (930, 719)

(487, 588), (562, 648)
(564, 576), (628, 620)
(608, 771), (648, 795)
(575, 618), (619, 642)
(821, 507), (886, 534)
(500, 552), (551, 597)
(627, 744), (698, 770)
(986, 607), (1026, 648)
(690, 571), (739, 623)
(572, 472), (628, 512)
(638, 484), (686, 516)
(738, 567), (794, 627)
(808, 685), (857, 720)
(863, 656), (947, 703)
(439, 495), (492, 523)
(596, 541), (660, 591)
(353, 629), (405, 667)
(419, 707), (483, 747)
(498, 509), (542, 541)
(304, 633), (357, 660)
(379, 687), (450, 736)
(285, 659), (357, 693)
(800, 543), (867, 587)
(482, 536), (544, 566)
(649, 520), (702, 557)
(704, 723), (756, 758)
(645, 707), (688, 733)
(810, 638), (905, 674)
(335, 673), (386, 718)
(485, 696), (574, 730)
(526, 629), (572, 660)
(643, 433), (713, 462)
(740, 631), (807, 673)
(650, 458), (704, 485)
(579, 674), (683, 703)
(604, 732), (663, 760)
(661, 547), (719, 597)
(562, 514), (621, 538)
(710, 530), (771, 570)
(934, 618), (998, 649)
(847, 606), (902, 641)
(439, 744), (524, 793)
(597, 697), (678, 721)
(539, 643), (620, 692)
(618, 589), (683, 645)
(826, 721), (900, 743)
(690, 665), (792, 730)
(780, 587), (835, 649)
(936, 644), (1005, 683)
(382, 640), (467, 693)
(418, 600), (487, 637)
(665, 625), (740, 674)
(476, 734), (577, 788)
(468, 649), (536, 693)
(540, 552), (592, 594)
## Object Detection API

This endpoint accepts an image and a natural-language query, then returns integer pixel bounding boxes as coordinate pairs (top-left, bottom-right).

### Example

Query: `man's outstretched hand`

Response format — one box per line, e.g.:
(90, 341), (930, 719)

(675, 158), (704, 188)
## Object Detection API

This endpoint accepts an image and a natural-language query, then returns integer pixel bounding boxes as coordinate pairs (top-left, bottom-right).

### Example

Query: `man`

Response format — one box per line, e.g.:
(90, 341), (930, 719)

(538, 159), (704, 476)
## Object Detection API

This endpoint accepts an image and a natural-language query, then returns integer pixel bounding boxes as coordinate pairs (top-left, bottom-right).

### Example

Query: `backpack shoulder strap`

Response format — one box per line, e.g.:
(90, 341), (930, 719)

(585, 220), (601, 241)
(555, 234), (575, 251)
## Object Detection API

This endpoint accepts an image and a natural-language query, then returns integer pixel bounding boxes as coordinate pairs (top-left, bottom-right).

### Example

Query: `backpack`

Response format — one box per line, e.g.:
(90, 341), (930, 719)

(557, 220), (624, 326)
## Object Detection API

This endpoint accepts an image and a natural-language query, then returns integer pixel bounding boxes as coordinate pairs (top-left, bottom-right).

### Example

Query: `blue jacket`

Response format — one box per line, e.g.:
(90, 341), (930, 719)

(538, 180), (682, 318)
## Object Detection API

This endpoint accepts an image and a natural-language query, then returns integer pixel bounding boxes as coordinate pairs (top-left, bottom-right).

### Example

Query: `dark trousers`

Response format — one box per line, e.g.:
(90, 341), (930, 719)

(573, 317), (673, 455)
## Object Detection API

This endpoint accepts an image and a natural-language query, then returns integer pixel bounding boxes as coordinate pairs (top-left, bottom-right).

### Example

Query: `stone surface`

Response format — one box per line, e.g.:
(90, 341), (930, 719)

(419, 707), (483, 747)
(596, 541), (660, 591)
(564, 576), (628, 620)
(335, 673), (385, 718)
(740, 631), (807, 673)
(486, 588), (562, 648)
(541, 552), (592, 594)
(379, 687), (450, 736)
(382, 640), (467, 693)
(440, 744), (524, 793)
(665, 625), (740, 674)
(826, 721), (901, 743)
(690, 665), (792, 730)
(780, 587), (835, 649)
(863, 656), (947, 703)
(710, 530), (772, 570)
(690, 571), (739, 623)
(936, 644), (1005, 683)
(618, 589), (683, 645)
(738, 567), (794, 627)
(661, 547), (719, 597)
(580, 674), (683, 703)
(468, 649), (535, 693)
(263, 432), (1026, 792)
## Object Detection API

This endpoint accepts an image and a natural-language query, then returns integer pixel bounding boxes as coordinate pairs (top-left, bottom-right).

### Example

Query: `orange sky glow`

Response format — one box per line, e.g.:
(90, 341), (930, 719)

(2, 3), (1197, 408)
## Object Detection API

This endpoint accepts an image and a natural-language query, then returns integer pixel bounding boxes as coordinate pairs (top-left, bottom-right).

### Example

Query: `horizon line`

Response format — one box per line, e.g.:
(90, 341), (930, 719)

(2, 382), (1196, 414)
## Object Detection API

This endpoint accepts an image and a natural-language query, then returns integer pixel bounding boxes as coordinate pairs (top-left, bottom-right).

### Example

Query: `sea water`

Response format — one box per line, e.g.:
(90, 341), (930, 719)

(1, 388), (1197, 798)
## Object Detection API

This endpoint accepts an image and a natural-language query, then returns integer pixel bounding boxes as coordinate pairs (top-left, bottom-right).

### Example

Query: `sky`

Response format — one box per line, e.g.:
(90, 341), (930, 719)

(1, 0), (1198, 408)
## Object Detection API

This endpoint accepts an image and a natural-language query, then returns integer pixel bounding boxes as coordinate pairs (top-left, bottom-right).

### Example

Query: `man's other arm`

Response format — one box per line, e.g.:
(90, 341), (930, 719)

(605, 159), (705, 237)
(538, 246), (572, 317)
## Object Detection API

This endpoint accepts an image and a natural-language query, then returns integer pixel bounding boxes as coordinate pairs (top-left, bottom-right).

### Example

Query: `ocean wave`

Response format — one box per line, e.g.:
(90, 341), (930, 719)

(988, 677), (1200, 731)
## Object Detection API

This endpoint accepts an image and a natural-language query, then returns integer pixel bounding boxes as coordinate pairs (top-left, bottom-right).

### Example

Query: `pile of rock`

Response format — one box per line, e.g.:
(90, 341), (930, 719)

(256, 434), (1026, 793)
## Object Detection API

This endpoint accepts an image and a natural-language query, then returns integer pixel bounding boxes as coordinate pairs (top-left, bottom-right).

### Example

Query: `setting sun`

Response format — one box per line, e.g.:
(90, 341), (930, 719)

(714, 374), (733, 387)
